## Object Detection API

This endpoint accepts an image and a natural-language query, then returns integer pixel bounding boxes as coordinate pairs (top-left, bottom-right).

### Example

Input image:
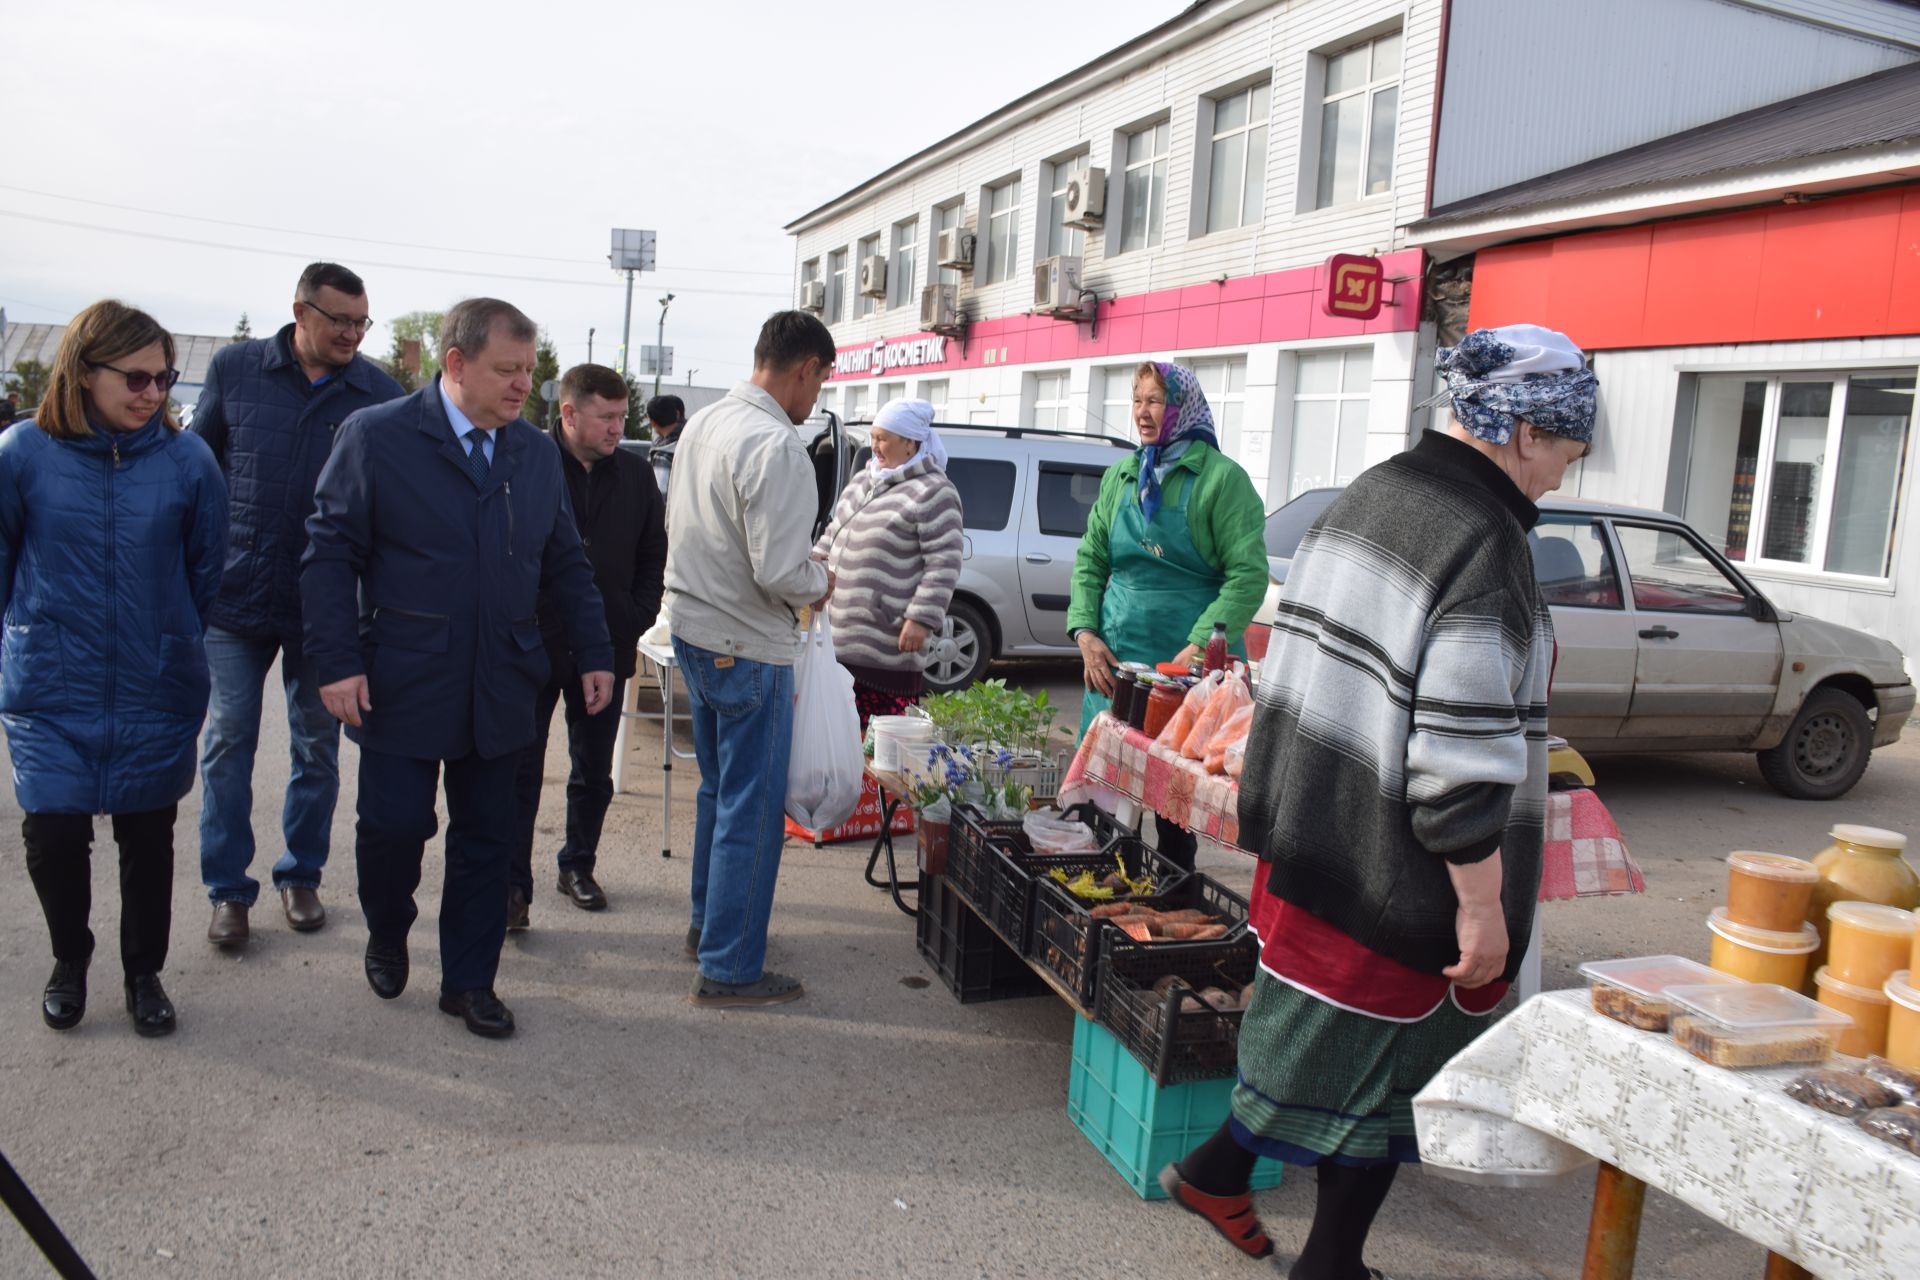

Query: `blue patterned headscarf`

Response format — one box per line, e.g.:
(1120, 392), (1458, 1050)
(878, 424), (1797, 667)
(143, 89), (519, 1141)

(1426, 324), (1599, 446)
(1137, 362), (1219, 521)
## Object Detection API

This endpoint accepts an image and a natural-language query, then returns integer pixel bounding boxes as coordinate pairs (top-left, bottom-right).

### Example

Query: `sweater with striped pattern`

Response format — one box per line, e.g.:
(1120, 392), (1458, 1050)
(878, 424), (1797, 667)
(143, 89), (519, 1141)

(813, 453), (964, 681)
(1239, 431), (1553, 981)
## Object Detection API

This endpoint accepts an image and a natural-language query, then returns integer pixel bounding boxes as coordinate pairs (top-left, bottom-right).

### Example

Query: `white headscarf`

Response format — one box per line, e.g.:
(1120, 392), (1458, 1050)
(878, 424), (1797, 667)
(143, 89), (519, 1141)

(870, 398), (948, 477)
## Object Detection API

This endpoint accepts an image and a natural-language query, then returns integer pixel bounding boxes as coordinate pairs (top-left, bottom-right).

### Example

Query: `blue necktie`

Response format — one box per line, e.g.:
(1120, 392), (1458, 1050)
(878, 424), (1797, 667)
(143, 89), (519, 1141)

(465, 431), (490, 485)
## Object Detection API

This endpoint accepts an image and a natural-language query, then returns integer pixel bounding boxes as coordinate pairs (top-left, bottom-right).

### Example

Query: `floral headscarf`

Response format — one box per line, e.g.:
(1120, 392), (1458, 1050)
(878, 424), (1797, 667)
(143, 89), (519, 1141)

(1138, 362), (1219, 521)
(1425, 324), (1599, 446)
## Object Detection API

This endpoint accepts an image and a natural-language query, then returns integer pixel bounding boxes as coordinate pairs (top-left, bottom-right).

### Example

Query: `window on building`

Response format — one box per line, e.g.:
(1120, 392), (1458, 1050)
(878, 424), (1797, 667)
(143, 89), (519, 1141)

(1206, 82), (1270, 234)
(1037, 465), (1109, 538)
(888, 218), (918, 311)
(826, 249), (848, 324)
(844, 384), (869, 422)
(1046, 150), (1090, 260)
(934, 200), (964, 291)
(1098, 363), (1139, 437)
(1189, 356), (1254, 489)
(1121, 120), (1170, 253)
(800, 257), (821, 310)
(876, 381), (904, 409)
(918, 378), (949, 414)
(1289, 348), (1373, 498)
(855, 234), (881, 318)
(1030, 370), (1071, 430)
(1314, 30), (1401, 209)
(1684, 370), (1914, 579)
(983, 177), (1022, 285)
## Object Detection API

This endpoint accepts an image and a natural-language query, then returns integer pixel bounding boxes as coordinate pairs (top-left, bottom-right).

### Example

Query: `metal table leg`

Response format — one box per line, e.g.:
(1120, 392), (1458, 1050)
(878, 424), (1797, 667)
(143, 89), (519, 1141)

(1581, 1161), (1646, 1279)
(860, 791), (918, 917)
(659, 660), (673, 859)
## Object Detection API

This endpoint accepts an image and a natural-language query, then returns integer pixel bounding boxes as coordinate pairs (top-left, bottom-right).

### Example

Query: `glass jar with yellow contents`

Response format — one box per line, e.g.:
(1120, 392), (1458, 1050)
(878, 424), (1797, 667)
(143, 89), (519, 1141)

(1805, 826), (1917, 985)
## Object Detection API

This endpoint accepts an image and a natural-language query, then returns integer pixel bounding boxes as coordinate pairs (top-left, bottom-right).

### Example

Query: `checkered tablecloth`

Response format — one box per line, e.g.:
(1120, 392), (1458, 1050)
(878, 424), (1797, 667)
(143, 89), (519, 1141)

(1413, 990), (1920, 1277)
(1057, 712), (1644, 901)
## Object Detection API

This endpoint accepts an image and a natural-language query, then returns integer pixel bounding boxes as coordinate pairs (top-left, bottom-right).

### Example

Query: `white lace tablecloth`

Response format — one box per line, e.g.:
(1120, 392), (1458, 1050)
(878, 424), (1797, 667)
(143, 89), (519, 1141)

(1413, 990), (1920, 1278)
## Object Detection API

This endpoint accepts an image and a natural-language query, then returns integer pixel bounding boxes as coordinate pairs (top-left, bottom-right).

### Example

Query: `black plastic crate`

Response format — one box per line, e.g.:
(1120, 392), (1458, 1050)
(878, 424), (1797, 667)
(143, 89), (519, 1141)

(948, 802), (1126, 938)
(982, 824), (1166, 955)
(1095, 924), (1259, 1084)
(1023, 847), (1197, 1008)
(914, 874), (1049, 1004)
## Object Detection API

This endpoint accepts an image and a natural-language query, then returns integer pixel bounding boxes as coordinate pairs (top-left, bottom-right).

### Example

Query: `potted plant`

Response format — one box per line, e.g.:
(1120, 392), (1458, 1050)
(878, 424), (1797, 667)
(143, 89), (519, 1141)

(907, 742), (976, 876)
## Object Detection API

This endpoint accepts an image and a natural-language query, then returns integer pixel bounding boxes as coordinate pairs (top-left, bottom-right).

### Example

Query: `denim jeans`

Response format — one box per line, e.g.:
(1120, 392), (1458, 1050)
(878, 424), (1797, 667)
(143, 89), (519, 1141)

(510, 665), (627, 895)
(673, 638), (794, 986)
(198, 626), (341, 906)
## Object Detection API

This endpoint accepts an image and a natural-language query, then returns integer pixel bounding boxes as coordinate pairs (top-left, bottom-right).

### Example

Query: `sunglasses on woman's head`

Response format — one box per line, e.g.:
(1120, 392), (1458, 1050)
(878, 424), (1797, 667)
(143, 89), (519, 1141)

(87, 362), (181, 394)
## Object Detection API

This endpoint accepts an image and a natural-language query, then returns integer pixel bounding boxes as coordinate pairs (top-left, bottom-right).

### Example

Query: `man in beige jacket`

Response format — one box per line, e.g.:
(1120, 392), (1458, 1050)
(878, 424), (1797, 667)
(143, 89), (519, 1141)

(666, 311), (835, 1007)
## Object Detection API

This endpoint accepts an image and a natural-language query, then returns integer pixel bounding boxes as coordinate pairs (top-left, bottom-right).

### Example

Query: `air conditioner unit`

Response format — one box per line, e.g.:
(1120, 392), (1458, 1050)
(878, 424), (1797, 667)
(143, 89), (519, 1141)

(1033, 255), (1084, 312)
(798, 279), (826, 313)
(1063, 167), (1106, 228)
(919, 284), (958, 330)
(936, 227), (974, 271)
(858, 256), (888, 298)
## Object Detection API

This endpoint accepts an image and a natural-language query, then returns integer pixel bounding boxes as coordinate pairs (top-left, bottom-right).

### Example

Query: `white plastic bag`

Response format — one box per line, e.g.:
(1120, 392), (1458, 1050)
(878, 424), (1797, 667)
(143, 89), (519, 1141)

(1022, 808), (1101, 855)
(785, 617), (863, 831)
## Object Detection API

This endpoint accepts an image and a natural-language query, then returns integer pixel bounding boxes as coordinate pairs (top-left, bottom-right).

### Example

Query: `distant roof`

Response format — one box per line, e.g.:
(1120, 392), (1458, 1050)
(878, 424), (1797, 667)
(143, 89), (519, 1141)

(1421, 60), (1920, 226)
(2, 322), (236, 391)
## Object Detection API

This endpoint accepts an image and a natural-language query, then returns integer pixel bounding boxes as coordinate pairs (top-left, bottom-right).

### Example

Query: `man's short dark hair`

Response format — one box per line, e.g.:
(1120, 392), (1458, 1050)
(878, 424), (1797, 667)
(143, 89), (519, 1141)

(441, 297), (537, 358)
(296, 262), (366, 300)
(645, 394), (684, 426)
(560, 363), (628, 405)
(753, 310), (836, 372)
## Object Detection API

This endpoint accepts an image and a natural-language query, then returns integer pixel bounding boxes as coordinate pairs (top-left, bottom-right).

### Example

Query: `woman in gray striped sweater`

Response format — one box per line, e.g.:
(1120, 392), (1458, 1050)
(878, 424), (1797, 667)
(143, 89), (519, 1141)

(812, 399), (964, 722)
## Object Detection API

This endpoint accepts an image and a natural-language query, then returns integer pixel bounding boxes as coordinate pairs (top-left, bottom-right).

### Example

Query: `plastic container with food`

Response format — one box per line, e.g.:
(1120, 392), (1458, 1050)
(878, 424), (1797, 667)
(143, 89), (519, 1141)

(1826, 901), (1917, 989)
(1667, 982), (1851, 1068)
(1706, 908), (1820, 990)
(1813, 966), (1892, 1059)
(1578, 955), (1744, 1031)
(1887, 970), (1920, 1071)
(1724, 851), (1819, 932)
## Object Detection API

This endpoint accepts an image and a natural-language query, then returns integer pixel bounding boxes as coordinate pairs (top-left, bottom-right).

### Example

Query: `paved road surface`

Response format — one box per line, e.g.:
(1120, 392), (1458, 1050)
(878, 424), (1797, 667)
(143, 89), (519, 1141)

(1, 656), (1913, 1278)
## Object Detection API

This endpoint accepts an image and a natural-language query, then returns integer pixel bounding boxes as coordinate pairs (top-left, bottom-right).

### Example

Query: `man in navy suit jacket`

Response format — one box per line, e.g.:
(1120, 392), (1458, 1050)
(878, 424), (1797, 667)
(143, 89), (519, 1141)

(301, 298), (612, 1039)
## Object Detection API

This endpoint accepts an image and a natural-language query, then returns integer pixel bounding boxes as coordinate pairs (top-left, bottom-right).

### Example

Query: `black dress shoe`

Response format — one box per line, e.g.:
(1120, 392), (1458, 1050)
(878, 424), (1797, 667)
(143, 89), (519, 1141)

(364, 940), (409, 1000)
(124, 974), (176, 1038)
(506, 886), (531, 932)
(557, 869), (607, 911)
(43, 959), (88, 1031)
(438, 989), (515, 1039)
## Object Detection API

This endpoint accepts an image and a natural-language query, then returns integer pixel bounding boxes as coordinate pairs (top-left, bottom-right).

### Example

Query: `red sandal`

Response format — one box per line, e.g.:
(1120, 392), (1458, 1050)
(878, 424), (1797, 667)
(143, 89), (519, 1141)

(1158, 1163), (1274, 1259)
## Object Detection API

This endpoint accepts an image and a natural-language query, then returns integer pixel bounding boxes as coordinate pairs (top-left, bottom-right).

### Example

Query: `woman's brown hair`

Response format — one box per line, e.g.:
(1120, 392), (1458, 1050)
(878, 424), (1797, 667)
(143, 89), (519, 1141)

(1132, 361), (1166, 395)
(36, 300), (179, 440)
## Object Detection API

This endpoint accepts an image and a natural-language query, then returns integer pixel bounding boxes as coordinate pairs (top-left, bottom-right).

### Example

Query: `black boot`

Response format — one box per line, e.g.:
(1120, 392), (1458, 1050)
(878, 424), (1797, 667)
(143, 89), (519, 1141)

(43, 958), (88, 1031)
(124, 973), (176, 1038)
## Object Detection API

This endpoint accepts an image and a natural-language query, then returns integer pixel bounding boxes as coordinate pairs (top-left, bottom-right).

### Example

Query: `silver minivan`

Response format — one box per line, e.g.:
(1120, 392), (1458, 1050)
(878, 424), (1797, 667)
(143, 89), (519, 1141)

(807, 417), (1132, 692)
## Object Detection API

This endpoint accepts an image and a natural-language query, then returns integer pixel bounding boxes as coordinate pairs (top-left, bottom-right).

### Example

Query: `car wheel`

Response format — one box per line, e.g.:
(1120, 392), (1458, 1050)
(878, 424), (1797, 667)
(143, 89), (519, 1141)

(1756, 687), (1873, 800)
(923, 600), (993, 693)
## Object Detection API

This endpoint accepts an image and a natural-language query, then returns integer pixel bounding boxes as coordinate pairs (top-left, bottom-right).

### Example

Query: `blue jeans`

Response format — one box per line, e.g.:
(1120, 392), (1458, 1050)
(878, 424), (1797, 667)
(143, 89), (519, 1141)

(673, 638), (794, 986)
(197, 626), (341, 906)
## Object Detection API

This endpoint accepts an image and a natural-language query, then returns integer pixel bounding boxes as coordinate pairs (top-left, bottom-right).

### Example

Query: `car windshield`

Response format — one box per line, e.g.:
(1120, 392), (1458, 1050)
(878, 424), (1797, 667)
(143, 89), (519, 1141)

(1264, 488), (1340, 558)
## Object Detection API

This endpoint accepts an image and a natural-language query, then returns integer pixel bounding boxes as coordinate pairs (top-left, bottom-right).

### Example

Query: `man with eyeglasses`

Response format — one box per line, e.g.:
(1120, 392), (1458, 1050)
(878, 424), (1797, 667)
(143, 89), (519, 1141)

(190, 261), (403, 951)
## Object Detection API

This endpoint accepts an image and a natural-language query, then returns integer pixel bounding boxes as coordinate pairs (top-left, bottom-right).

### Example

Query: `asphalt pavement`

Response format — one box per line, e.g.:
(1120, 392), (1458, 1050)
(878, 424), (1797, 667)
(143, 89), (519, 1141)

(1, 657), (1914, 1279)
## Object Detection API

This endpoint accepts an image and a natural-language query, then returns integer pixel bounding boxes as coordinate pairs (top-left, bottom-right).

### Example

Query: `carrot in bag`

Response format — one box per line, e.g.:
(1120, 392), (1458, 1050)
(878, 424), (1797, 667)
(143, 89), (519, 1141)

(1204, 700), (1256, 774)
(1155, 669), (1221, 749)
(1184, 674), (1250, 761)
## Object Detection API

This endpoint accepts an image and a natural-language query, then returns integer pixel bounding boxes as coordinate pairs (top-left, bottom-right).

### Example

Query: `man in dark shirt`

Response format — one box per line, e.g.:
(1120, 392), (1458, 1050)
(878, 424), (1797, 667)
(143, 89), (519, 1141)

(508, 364), (667, 927)
(644, 393), (684, 499)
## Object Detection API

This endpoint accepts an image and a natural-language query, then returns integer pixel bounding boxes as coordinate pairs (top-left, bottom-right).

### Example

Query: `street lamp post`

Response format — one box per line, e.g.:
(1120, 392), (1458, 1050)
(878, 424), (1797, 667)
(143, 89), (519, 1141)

(587, 327), (595, 364)
(653, 294), (675, 399)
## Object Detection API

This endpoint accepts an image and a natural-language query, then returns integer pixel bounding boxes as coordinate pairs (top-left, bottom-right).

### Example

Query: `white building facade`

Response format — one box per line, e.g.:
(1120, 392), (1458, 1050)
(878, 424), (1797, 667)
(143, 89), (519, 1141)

(785, 0), (1442, 512)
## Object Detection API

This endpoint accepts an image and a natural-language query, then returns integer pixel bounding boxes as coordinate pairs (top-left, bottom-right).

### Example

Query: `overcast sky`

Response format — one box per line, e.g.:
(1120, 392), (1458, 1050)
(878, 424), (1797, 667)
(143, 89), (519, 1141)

(3, 0), (1178, 389)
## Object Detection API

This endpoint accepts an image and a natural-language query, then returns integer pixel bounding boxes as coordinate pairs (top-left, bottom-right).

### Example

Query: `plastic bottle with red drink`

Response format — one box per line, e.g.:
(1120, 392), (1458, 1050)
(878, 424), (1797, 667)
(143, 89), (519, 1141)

(1203, 620), (1229, 674)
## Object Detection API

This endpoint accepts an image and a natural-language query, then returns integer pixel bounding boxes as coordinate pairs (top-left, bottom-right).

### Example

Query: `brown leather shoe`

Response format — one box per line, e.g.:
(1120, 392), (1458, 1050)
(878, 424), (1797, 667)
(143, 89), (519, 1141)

(280, 886), (325, 932)
(208, 901), (249, 947)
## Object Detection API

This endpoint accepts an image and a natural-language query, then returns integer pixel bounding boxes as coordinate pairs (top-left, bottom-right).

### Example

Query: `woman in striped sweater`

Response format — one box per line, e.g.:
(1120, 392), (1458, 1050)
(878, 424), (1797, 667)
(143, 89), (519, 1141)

(812, 399), (964, 723)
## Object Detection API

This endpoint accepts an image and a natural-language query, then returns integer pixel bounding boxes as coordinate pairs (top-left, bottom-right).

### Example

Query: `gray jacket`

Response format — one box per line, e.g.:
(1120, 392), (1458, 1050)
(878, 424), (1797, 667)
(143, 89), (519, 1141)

(664, 381), (828, 665)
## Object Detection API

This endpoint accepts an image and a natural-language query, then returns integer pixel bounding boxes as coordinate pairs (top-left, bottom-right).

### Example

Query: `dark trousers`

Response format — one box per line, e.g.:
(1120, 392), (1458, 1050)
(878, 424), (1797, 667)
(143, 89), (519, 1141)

(355, 746), (518, 996)
(510, 669), (626, 895)
(1154, 814), (1198, 873)
(23, 806), (178, 979)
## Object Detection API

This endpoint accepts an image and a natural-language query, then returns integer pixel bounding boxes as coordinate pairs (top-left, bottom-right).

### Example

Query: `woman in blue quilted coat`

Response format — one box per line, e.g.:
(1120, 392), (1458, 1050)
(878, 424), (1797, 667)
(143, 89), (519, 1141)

(0, 301), (227, 1037)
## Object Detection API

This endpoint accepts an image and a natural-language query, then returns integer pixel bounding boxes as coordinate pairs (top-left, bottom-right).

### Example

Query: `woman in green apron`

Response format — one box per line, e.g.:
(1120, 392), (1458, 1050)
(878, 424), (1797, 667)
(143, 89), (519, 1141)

(1066, 361), (1268, 870)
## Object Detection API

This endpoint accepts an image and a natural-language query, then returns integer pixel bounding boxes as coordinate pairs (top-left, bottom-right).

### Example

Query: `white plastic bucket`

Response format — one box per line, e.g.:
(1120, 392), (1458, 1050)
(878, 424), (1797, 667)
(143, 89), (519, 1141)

(872, 717), (933, 773)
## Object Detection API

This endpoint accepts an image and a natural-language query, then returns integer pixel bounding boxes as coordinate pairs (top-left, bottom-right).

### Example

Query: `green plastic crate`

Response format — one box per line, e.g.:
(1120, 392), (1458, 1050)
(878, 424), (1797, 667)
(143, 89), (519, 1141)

(1066, 1015), (1284, 1200)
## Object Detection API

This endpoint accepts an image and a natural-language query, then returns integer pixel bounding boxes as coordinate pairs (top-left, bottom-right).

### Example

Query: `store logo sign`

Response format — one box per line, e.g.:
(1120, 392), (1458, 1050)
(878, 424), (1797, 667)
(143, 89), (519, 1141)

(1324, 253), (1384, 320)
(833, 335), (948, 378)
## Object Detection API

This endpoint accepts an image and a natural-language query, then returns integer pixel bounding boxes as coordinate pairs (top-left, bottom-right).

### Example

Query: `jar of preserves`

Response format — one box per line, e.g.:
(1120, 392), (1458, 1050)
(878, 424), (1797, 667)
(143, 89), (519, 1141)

(1805, 825), (1917, 983)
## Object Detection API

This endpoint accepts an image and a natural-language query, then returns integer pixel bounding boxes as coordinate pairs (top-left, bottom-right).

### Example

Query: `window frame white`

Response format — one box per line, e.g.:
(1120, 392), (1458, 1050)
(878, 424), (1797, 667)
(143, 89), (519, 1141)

(800, 257), (821, 310)
(933, 199), (965, 292)
(1310, 29), (1401, 211)
(1028, 368), (1072, 431)
(1286, 347), (1374, 499)
(1201, 81), (1271, 236)
(1044, 148), (1091, 260)
(826, 248), (848, 325)
(888, 217), (918, 312)
(855, 233), (881, 319)
(982, 175), (1022, 286)
(1682, 367), (1916, 584)
(1116, 118), (1171, 255)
